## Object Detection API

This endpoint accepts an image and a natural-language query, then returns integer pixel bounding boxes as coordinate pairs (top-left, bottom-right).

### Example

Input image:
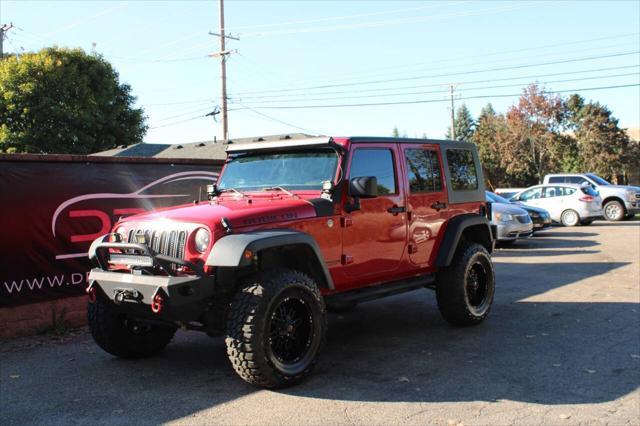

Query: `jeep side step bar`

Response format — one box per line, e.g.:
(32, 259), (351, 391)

(325, 274), (436, 306)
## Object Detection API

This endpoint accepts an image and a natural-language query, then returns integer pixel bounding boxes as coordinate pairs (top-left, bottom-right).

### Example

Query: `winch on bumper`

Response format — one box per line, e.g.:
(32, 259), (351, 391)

(87, 234), (214, 320)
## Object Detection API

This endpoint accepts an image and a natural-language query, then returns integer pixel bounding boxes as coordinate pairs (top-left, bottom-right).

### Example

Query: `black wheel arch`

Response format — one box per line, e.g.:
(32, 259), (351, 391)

(206, 230), (334, 291)
(435, 214), (494, 268)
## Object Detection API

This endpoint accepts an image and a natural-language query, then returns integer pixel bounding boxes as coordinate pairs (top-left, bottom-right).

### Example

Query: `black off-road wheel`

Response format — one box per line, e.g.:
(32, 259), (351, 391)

(88, 295), (176, 359)
(436, 242), (495, 326)
(225, 269), (327, 389)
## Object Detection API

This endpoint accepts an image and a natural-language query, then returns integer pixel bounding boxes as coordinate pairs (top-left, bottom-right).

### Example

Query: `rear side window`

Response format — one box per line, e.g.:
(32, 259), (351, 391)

(544, 186), (576, 198)
(349, 149), (397, 195)
(404, 149), (442, 193)
(567, 176), (587, 185)
(548, 176), (563, 183)
(520, 187), (542, 201)
(446, 149), (478, 191)
(580, 186), (599, 196)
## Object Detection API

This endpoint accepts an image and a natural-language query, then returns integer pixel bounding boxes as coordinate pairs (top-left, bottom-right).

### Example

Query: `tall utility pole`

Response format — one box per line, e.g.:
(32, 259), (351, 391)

(208, 0), (238, 142)
(449, 84), (456, 141)
(218, 0), (228, 142)
(1, 23), (15, 59)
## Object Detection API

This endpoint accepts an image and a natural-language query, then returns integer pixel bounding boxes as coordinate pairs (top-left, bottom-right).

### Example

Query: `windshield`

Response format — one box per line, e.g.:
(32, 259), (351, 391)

(218, 150), (338, 191)
(586, 174), (610, 185)
(486, 191), (511, 204)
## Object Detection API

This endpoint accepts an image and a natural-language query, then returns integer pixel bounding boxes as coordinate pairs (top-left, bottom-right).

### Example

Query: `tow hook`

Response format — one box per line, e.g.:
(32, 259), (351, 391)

(86, 281), (97, 304)
(151, 291), (165, 314)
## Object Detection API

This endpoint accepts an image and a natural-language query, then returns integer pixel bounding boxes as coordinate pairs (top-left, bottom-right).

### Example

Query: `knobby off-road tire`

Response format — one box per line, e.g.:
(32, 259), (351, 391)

(225, 269), (327, 389)
(603, 200), (625, 221)
(436, 242), (495, 326)
(88, 295), (176, 359)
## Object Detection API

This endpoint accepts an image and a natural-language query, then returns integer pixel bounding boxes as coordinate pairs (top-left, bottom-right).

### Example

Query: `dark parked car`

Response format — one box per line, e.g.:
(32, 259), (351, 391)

(486, 191), (552, 231)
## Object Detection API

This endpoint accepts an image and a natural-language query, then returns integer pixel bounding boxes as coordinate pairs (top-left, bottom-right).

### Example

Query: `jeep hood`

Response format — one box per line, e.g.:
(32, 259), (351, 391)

(117, 196), (323, 232)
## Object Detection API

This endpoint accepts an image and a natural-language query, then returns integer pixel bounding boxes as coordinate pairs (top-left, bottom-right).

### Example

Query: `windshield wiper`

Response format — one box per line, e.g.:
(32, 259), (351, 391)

(219, 187), (248, 198)
(262, 186), (299, 199)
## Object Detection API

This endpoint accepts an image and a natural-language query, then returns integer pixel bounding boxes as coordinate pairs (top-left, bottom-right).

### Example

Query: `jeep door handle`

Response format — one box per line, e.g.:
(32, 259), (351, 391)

(387, 205), (406, 215)
(431, 202), (447, 211)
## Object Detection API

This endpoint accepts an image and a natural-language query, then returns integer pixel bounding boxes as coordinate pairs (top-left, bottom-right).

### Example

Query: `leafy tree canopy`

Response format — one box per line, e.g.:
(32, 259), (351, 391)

(0, 47), (146, 154)
(566, 94), (633, 178)
(446, 103), (475, 142)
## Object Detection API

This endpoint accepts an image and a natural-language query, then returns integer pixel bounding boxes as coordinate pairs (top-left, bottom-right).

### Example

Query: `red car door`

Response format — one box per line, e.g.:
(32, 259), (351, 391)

(339, 143), (408, 289)
(401, 144), (449, 269)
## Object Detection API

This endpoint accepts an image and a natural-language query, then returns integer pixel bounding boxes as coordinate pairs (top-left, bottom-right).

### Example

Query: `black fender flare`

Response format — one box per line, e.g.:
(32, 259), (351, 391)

(206, 230), (334, 290)
(435, 214), (494, 268)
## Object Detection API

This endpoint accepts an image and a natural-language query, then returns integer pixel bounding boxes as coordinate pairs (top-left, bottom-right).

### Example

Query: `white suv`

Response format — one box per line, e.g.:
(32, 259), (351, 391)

(544, 173), (640, 221)
(510, 184), (602, 226)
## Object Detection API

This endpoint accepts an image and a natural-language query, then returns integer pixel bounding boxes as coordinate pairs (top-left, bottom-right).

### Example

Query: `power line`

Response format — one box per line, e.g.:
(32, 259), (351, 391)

(232, 64), (639, 100)
(155, 65), (639, 107)
(294, 32), (639, 85)
(230, 71), (640, 105)
(231, 50), (640, 95)
(153, 104), (216, 123)
(223, 1), (471, 32)
(142, 99), (214, 107)
(240, 1), (546, 38)
(302, 40), (639, 86)
(148, 113), (212, 130)
(228, 83), (640, 110)
(235, 102), (320, 135)
(44, 3), (129, 38)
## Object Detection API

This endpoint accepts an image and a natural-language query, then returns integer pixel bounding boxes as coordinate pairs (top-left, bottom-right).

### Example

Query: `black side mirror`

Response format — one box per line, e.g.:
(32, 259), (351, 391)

(349, 176), (378, 198)
(345, 176), (377, 213)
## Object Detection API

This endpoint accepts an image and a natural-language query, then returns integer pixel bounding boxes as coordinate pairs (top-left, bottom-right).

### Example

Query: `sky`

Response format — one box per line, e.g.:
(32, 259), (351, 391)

(2, 0), (639, 145)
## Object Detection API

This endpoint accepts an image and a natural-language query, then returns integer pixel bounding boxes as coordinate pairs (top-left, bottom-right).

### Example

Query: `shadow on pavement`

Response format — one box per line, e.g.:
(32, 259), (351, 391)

(495, 249), (601, 257)
(534, 231), (598, 238)
(2, 260), (637, 425)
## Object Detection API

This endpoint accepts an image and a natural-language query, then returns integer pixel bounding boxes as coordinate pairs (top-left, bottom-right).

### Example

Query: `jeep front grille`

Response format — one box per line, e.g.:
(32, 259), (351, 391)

(127, 229), (187, 263)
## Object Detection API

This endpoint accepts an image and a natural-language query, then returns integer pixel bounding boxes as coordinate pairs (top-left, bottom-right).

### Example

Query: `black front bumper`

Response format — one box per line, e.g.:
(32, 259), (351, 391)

(88, 235), (213, 321)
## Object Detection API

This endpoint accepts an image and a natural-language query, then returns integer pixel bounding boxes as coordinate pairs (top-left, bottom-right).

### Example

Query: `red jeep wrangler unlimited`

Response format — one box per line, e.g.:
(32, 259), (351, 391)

(87, 136), (495, 388)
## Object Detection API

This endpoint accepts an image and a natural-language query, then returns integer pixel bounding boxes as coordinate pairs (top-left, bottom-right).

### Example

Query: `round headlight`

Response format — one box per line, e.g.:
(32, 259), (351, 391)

(194, 228), (211, 253)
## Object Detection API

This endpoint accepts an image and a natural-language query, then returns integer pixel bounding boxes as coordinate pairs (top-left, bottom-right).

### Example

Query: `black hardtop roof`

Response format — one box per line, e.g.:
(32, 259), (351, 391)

(225, 136), (477, 154)
(348, 136), (451, 144)
(347, 136), (477, 151)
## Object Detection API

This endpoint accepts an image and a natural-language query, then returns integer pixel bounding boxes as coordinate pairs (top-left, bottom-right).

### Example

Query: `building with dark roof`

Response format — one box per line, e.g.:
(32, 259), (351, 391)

(92, 133), (315, 160)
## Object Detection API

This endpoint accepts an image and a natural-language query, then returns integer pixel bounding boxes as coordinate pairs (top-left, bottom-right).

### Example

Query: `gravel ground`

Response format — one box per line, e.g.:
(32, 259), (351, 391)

(1, 220), (639, 425)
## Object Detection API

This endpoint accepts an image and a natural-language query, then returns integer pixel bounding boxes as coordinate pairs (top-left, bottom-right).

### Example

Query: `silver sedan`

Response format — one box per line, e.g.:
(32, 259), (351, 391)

(489, 201), (534, 243)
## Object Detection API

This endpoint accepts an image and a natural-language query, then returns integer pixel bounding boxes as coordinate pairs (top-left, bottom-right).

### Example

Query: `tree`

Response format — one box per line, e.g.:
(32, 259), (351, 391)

(566, 94), (633, 182)
(446, 103), (475, 142)
(503, 84), (566, 183)
(0, 47), (146, 154)
(391, 126), (400, 137)
(473, 103), (507, 188)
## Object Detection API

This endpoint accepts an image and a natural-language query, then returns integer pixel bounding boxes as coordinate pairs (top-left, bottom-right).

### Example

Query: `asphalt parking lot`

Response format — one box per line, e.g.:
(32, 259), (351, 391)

(1, 220), (639, 425)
